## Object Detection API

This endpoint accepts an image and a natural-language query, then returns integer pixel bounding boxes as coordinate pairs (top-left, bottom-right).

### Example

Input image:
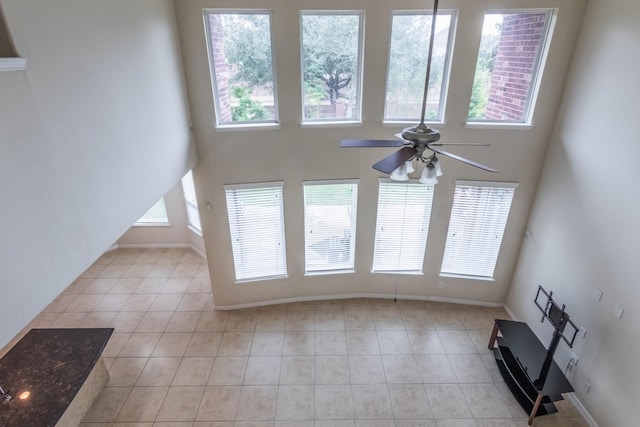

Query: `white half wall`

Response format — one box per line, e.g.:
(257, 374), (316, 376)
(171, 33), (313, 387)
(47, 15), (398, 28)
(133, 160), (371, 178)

(507, 0), (640, 425)
(0, 0), (196, 348)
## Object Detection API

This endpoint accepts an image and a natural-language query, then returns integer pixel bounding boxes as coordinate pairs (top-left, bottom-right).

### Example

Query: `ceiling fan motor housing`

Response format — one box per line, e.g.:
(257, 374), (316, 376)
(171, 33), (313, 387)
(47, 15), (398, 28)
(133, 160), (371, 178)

(401, 123), (441, 144)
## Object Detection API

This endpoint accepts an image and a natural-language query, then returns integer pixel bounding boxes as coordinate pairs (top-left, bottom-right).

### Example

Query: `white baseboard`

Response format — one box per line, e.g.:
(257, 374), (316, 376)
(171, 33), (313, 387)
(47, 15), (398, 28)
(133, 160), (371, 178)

(567, 393), (599, 427)
(113, 243), (206, 259)
(502, 303), (519, 321)
(213, 292), (504, 311)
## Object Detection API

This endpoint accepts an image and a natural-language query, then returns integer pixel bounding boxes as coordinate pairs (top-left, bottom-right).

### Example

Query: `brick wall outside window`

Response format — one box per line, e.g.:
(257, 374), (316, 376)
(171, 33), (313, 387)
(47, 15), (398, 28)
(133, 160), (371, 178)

(485, 13), (547, 121)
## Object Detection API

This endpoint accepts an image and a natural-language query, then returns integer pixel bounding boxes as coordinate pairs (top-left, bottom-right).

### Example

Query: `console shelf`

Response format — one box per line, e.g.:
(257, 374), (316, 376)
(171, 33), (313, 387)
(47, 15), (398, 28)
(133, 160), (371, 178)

(488, 319), (574, 425)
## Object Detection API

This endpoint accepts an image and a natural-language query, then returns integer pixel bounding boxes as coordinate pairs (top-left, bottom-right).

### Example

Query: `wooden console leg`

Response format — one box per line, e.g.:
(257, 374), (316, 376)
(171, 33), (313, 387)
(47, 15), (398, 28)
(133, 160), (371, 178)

(528, 393), (543, 425)
(488, 321), (499, 349)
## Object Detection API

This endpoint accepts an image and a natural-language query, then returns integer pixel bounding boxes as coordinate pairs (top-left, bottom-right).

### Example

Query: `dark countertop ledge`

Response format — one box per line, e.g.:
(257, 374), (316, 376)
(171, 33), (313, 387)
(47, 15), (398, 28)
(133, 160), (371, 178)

(0, 328), (113, 427)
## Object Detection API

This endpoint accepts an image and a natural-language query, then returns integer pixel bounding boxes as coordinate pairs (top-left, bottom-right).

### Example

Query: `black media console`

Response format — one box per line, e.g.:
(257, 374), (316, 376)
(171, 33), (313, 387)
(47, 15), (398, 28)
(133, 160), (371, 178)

(488, 286), (579, 425)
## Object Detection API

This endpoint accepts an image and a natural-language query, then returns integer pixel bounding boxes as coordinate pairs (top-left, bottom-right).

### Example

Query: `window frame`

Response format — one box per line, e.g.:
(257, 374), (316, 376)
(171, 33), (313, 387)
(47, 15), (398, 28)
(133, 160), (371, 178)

(440, 180), (518, 281)
(383, 9), (458, 125)
(466, 8), (556, 126)
(299, 10), (365, 126)
(303, 179), (359, 275)
(371, 179), (435, 275)
(134, 197), (170, 227)
(223, 181), (288, 283)
(203, 9), (280, 130)
(181, 170), (202, 236)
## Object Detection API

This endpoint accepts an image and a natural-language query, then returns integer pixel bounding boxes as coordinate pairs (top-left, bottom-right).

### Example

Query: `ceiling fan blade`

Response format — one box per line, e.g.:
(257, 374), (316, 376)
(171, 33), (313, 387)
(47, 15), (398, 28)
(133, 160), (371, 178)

(428, 146), (498, 173)
(428, 142), (490, 146)
(394, 133), (411, 142)
(373, 146), (418, 174)
(340, 139), (405, 148)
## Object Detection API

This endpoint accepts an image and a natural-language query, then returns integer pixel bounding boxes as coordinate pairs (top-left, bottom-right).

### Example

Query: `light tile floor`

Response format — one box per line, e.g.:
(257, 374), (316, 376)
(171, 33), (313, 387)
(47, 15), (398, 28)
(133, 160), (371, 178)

(13, 248), (588, 427)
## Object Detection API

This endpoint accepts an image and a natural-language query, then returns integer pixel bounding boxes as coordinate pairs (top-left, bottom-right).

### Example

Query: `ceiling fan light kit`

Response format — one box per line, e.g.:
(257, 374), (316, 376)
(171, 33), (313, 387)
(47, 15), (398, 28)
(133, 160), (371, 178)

(339, 0), (498, 182)
(390, 163), (410, 181)
(419, 162), (439, 185)
(390, 155), (441, 185)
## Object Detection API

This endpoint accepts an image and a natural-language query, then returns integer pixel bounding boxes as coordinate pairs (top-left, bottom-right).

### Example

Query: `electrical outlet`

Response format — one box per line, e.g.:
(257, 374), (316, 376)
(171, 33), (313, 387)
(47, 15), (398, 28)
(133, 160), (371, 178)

(438, 281), (445, 289)
(580, 327), (587, 339)
(568, 352), (579, 371)
(594, 289), (603, 301)
(281, 281), (288, 289)
(583, 380), (591, 393)
(615, 305), (624, 319)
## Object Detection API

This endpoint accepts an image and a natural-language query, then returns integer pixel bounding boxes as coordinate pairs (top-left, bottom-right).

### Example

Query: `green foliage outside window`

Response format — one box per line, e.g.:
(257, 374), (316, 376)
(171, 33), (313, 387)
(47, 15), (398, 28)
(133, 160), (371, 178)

(231, 86), (267, 122)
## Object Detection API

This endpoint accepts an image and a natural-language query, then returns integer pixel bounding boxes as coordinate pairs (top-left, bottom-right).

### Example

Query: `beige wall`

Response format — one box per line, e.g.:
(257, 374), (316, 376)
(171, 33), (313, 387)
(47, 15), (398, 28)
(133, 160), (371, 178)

(175, 0), (586, 307)
(0, 0), (195, 348)
(507, 0), (640, 425)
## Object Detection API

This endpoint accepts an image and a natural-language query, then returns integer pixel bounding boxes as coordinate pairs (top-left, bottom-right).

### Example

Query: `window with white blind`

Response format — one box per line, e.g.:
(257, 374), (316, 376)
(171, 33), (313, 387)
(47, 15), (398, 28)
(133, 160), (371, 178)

(181, 170), (202, 234)
(303, 180), (358, 274)
(224, 182), (287, 282)
(441, 181), (517, 279)
(135, 198), (169, 225)
(372, 180), (435, 274)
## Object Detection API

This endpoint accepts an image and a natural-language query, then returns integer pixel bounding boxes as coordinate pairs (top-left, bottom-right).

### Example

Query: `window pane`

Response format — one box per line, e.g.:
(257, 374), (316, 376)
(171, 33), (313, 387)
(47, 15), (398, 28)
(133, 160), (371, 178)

(441, 182), (517, 279)
(304, 182), (358, 274)
(372, 182), (434, 274)
(385, 11), (455, 122)
(468, 11), (553, 122)
(182, 170), (201, 233)
(136, 198), (169, 224)
(205, 11), (277, 125)
(301, 12), (363, 122)
(224, 183), (287, 282)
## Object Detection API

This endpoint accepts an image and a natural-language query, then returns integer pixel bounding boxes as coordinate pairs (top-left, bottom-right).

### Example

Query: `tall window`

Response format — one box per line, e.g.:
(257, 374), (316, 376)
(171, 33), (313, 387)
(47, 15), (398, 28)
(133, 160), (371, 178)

(385, 10), (456, 122)
(441, 181), (517, 279)
(303, 181), (358, 274)
(224, 182), (287, 282)
(135, 198), (169, 225)
(181, 170), (201, 234)
(204, 10), (278, 126)
(372, 181), (435, 274)
(300, 12), (364, 123)
(467, 10), (554, 123)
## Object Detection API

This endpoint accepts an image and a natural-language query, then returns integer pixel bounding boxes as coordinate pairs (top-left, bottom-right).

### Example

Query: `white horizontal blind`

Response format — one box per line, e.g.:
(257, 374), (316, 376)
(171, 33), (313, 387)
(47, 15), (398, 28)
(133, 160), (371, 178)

(372, 181), (434, 273)
(441, 181), (517, 279)
(224, 182), (287, 282)
(303, 181), (358, 274)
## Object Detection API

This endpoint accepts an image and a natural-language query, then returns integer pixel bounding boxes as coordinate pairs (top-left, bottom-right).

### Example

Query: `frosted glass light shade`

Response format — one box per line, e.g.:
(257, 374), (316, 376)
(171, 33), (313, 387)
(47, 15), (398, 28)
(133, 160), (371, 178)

(390, 163), (410, 181)
(405, 160), (415, 174)
(419, 163), (438, 185)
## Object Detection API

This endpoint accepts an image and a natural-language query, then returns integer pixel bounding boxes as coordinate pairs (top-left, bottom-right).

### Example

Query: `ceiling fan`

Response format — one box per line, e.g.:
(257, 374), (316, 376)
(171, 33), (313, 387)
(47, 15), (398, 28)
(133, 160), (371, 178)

(340, 0), (498, 183)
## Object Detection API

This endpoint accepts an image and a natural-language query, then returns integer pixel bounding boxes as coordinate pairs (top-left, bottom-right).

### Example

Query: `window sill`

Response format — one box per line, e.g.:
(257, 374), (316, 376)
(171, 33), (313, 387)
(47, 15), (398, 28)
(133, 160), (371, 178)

(235, 274), (288, 284)
(382, 120), (446, 129)
(304, 269), (355, 277)
(439, 273), (495, 282)
(300, 121), (363, 129)
(215, 122), (281, 132)
(187, 224), (203, 237)
(464, 122), (533, 130)
(0, 58), (27, 72)
(371, 270), (424, 276)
